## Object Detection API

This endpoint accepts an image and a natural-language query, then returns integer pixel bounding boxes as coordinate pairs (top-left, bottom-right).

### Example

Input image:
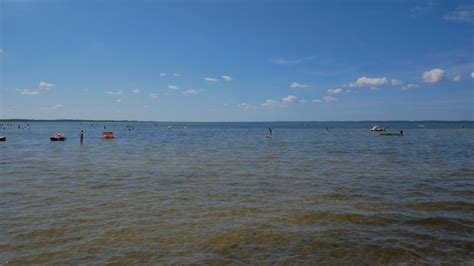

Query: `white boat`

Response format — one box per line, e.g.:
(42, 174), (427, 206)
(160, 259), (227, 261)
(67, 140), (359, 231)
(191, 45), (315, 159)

(370, 125), (386, 131)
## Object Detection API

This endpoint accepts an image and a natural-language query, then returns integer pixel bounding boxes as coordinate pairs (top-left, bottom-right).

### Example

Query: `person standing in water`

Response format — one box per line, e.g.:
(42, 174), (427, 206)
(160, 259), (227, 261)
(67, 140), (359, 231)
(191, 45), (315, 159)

(267, 127), (273, 138)
(80, 130), (84, 144)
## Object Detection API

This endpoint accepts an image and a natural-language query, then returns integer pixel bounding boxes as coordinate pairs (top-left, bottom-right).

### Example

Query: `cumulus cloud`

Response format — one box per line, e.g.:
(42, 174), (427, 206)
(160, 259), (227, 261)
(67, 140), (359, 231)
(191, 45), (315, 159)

(132, 89), (141, 94)
(348, 77), (389, 88)
(391, 79), (402, 86)
(323, 95), (337, 103)
(222, 75), (232, 81)
(327, 88), (342, 94)
(105, 90), (123, 95)
(149, 93), (159, 99)
(299, 99), (308, 104)
(443, 5), (474, 23)
(168, 85), (179, 90)
(401, 83), (419, 90)
(204, 77), (218, 82)
(290, 82), (310, 89)
(182, 89), (199, 95)
(18, 89), (40, 96)
(282, 95), (298, 103)
(261, 99), (281, 108)
(261, 95), (303, 108)
(237, 103), (257, 110)
(453, 75), (462, 82)
(312, 99), (322, 103)
(422, 68), (445, 83)
(39, 81), (54, 90)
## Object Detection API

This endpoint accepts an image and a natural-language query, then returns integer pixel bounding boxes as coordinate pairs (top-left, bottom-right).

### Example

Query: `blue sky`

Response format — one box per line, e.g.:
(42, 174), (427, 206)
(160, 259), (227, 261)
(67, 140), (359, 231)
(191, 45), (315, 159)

(1, 0), (473, 121)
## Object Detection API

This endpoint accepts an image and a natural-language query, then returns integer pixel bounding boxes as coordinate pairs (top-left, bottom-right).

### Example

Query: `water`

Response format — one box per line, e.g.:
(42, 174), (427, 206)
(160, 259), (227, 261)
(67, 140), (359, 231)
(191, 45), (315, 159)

(1, 121), (473, 264)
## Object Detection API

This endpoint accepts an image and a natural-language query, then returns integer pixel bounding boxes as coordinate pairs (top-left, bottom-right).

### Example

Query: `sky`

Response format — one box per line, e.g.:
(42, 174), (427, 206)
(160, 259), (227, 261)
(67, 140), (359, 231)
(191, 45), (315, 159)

(1, 0), (473, 121)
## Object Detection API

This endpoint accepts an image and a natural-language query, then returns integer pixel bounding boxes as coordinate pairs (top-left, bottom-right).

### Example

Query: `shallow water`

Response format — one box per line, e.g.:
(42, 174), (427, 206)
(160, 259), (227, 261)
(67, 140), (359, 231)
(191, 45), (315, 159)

(1, 121), (473, 264)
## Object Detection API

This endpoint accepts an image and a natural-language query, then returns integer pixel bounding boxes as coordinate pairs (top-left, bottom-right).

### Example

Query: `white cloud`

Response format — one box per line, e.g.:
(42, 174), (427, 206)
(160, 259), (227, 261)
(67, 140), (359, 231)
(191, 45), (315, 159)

(410, 1), (438, 17)
(471, 72), (474, 79)
(204, 77), (218, 82)
(312, 99), (322, 103)
(39, 81), (54, 90)
(453, 75), (462, 82)
(149, 93), (159, 99)
(132, 89), (141, 94)
(327, 88), (342, 94)
(160, 73), (166, 76)
(323, 95), (337, 103)
(282, 95), (298, 103)
(222, 75), (232, 81)
(299, 99), (308, 103)
(391, 79), (402, 85)
(290, 82), (310, 89)
(348, 77), (389, 88)
(105, 90), (123, 95)
(168, 85), (179, 90)
(443, 5), (474, 24)
(41, 104), (64, 111)
(182, 89), (199, 95)
(51, 104), (64, 110)
(270, 56), (315, 65)
(237, 103), (257, 110)
(422, 68), (445, 83)
(261, 99), (281, 108)
(173, 73), (181, 77)
(19, 89), (40, 96)
(401, 83), (419, 90)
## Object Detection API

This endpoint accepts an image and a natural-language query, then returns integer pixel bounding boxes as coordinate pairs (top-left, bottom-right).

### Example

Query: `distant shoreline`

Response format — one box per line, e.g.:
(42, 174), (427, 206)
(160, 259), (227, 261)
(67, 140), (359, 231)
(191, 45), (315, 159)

(0, 119), (472, 123)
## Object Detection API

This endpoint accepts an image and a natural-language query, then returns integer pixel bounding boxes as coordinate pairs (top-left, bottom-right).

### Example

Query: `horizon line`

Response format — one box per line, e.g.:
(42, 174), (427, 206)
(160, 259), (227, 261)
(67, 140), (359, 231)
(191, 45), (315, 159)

(1, 119), (473, 123)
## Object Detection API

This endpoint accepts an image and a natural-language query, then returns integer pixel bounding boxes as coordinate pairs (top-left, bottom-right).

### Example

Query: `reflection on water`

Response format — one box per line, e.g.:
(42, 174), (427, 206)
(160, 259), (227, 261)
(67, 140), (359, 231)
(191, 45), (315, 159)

(1, 121), (473, 264)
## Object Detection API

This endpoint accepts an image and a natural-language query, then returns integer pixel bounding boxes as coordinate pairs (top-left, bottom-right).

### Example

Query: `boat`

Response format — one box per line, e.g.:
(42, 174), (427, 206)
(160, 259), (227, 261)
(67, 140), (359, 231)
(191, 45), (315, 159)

(101, 131), (115, 139)
(370, 125), (386, 131)
(380, 130), (404, 136)
(0, 136), (6, 141)
(50, 133), (66, 141)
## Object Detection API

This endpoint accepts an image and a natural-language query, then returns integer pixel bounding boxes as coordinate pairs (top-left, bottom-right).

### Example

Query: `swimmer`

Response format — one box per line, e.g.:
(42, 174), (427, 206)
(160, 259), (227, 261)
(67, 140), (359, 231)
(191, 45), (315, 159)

(267, 127), (273, 138)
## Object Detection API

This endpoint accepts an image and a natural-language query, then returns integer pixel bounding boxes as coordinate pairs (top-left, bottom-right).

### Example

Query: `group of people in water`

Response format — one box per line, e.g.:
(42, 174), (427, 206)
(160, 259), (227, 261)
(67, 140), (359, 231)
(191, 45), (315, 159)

(0, 122), (419, 143)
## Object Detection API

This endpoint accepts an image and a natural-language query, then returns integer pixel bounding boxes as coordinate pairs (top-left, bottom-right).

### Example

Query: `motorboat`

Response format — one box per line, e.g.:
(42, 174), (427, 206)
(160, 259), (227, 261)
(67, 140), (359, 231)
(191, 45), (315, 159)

(101, 131), (115, 139)
(370, 125), (386, 131)
(0, 136), (6, 141)
(50, 133), (66, 141)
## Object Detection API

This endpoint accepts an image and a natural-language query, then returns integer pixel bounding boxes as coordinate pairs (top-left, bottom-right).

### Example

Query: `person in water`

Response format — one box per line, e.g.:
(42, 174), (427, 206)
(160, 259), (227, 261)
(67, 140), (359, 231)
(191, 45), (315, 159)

(80, 130), (84, 144)
(267, 127), (273, 138)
